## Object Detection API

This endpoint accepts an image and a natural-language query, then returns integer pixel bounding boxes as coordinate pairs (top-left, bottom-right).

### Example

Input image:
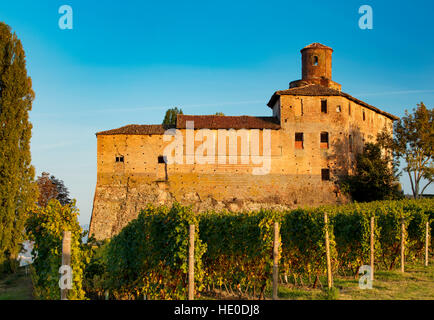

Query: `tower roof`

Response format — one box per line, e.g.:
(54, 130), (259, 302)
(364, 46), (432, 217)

(301, 43), (333, 52)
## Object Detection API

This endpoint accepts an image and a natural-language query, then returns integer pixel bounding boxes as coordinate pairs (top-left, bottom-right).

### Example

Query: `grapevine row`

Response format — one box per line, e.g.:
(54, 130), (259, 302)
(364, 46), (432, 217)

(27, 198), (433, 299)
(93, 199), (433, 299)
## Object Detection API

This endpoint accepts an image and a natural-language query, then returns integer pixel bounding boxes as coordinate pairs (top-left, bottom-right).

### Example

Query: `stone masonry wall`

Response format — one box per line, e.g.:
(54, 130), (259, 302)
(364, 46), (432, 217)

(89, 96), (393, 240)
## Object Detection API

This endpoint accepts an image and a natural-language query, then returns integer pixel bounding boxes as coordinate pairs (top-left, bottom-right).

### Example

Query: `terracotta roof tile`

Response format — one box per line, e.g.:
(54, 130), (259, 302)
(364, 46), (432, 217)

(96, 124), (169, 136)
(301, 43), (333, 51)
(176, 115), (281, 130)
(276, 84), (340, 96)
(96, 115), (280, 136)
(267, 84), (398, 120)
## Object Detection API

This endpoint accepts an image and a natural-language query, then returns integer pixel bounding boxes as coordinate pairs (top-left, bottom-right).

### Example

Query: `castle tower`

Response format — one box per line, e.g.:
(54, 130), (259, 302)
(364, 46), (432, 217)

(290, 43), (341, 91)
(301, 43), (333, 83)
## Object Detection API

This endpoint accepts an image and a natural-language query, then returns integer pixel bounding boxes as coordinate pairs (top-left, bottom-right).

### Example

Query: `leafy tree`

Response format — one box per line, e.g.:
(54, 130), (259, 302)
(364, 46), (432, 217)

(378, 103), (433, 198)
(51, 175), (72, 206)
(214, 112), (225, 116)
(342, 143), (403, 202)
(36, 172), (57, 207)
(162, 107), (183, 127)
(0, 22), (37, 272)
(26, 199), (87, 299)
(36, 172), (72, 207)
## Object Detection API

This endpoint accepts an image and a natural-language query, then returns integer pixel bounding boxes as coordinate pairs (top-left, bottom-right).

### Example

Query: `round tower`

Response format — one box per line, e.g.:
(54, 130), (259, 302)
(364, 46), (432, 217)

(290, 43), (341, 91)
(301, 43), (333, 83)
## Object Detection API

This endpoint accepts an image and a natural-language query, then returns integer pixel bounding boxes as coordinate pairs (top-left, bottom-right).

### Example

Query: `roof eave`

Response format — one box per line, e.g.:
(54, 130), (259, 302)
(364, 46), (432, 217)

(266, 89), (399, 121)
(267, 92), (280, 108)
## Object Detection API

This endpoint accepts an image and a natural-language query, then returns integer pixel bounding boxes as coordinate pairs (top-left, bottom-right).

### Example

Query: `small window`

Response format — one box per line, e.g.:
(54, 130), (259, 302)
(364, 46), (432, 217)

(295, 133), (304, 149)
(320, 132), (329, 149)
(348, 103), (351, 116)
(321, 169), (330, 181)
(158, 155), (167, 164)
(363, 110), (366, 121)
(321, 100), (327, 114)
(116, 156), (124, 163)
(313, 56), (319, 66)
(336, 105), (341, 113)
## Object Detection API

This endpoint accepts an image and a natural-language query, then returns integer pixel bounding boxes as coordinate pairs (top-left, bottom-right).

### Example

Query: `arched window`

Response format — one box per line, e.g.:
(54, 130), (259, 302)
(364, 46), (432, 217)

(313, 56), (319, 66)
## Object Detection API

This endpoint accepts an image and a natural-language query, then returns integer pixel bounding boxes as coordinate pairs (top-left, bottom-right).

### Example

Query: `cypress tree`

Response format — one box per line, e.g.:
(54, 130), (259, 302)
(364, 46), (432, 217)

(0, 22), (37, 272)
(162, 107), (183, 128)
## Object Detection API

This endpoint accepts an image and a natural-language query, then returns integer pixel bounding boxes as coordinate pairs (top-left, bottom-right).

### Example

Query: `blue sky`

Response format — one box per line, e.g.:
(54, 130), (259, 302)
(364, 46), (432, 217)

(1, 0), (433, 225)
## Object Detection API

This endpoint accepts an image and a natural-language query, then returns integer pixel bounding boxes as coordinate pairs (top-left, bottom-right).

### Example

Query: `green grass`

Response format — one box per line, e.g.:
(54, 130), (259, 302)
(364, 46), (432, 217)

(0, 267), (34, 300)
(2, 260), (432, 300)
(274, 259), (434, 300)
(200, 259), (434, 300)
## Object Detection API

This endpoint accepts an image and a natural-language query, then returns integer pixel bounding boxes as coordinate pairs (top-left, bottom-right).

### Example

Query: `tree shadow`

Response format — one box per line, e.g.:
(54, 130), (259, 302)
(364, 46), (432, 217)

(327, 124), (364, 197)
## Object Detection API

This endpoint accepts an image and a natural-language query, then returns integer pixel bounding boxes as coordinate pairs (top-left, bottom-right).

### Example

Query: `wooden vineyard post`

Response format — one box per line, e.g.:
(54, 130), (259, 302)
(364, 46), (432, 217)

(272, 222), (280, 300)
(370, 216), (375, 281)
(426, 222), (430, 267)
(324, 212), (333, 289)
(401, 219), (405, 273)
(61, 231), (71, 300)
(188, 224), (195, 300)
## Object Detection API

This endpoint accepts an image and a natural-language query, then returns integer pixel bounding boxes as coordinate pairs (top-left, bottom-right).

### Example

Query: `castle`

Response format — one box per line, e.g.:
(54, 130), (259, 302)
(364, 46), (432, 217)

(89, 43), (398, 240)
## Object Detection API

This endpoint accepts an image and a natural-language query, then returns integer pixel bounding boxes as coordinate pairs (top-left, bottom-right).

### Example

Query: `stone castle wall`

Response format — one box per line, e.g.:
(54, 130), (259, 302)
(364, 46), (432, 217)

(89, 95), (394, 240)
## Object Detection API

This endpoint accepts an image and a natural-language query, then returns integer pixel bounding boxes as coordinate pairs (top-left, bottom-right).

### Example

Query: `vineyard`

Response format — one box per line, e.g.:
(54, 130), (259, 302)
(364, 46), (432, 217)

(28, 199), (433, 300)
